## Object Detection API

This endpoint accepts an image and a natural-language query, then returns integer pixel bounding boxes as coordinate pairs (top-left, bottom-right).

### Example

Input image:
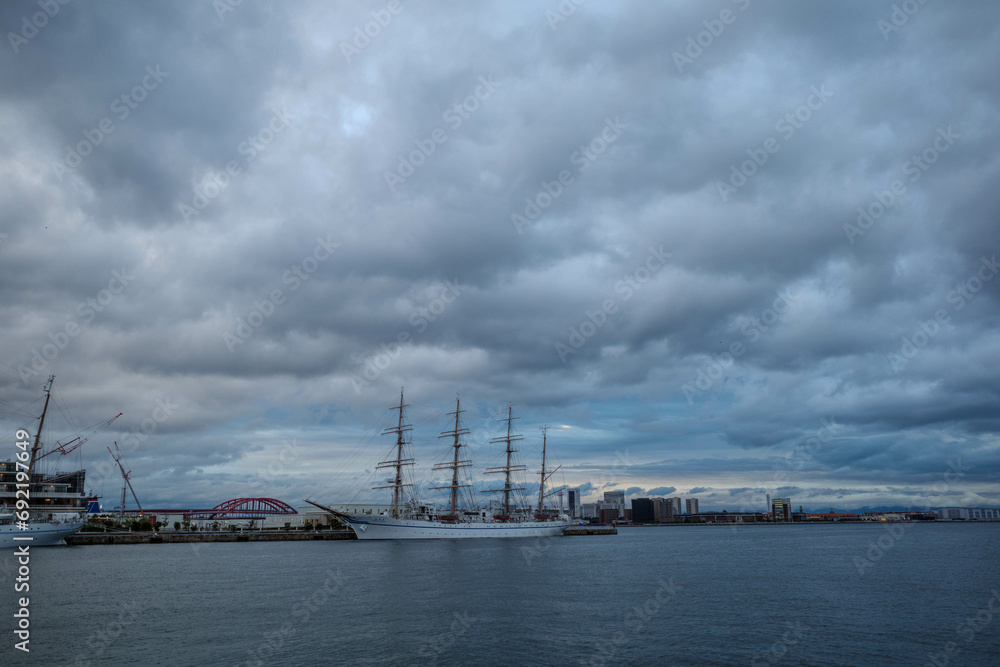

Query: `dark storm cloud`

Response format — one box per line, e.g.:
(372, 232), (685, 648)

(1, 0), (998, 510)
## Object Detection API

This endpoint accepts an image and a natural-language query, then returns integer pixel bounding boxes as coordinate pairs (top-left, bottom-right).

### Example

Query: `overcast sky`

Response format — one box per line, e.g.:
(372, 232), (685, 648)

(1, 0), (998, 513)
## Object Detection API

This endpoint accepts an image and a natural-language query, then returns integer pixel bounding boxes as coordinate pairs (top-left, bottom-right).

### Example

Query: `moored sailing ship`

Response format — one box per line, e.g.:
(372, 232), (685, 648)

(1, 376), (96, 548)
(307, 391), (571, 539)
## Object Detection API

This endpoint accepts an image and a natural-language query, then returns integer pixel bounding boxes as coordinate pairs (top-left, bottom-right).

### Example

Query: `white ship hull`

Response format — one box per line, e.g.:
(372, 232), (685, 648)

(343, 515), (572, 540)
(0, 520), (85, 548)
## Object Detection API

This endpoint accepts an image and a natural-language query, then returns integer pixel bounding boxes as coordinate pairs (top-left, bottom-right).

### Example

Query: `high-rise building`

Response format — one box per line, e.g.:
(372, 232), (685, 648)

(667, 497), (683, 516)
(604, 490), (625, 505)
(631, 498), (655, 524)
(652, 498), (674, 523)
(568, 489), (581, 518)
(603, 490), (626, 518)
(581, 503), (598, 519)
(686, 498), (699, 515)
(772, 497), (791, 521)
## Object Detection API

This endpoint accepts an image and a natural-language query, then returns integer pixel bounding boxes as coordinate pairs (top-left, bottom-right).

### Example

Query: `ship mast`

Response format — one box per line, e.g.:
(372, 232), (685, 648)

(485, 405), (526, 516)
(537, 426), (548, 512)
(536, 425), (561, 516)
(26, 375), (55, 483)
(431, 397), (471, 515)
(374, 389), (414, 519)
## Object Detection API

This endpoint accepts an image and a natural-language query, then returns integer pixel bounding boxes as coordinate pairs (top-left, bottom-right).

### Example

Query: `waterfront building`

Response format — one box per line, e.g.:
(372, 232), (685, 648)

(598, 508), (620, 524)
(936, 507), (1000, 521)
(581, 502), (598, 519)
(568, 489), (581, 518)
(653, 497), (674, 523)
(686, 498), (699, 515)
(600, 490), (626, 518)
(603, 490), (626, 518)
(772, 497), (791, 521)
(631, 498), (655, 524)
(597, 501), (622, 519)
(667, 497), (683, 516)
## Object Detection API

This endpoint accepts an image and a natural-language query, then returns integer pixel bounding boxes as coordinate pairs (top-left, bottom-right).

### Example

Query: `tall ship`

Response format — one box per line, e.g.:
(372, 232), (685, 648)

(1, 376), (102, 547)
(307, 391), (572, 540)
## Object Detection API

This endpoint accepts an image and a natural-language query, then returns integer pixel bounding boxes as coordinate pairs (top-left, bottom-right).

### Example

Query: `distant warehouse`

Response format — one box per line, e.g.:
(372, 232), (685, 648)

(936, 508), (1000, 521)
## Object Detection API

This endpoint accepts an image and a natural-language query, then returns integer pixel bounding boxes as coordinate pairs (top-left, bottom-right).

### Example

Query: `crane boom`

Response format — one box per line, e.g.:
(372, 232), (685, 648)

(37, 412), (123, 460)
(108, 442), (146, 523)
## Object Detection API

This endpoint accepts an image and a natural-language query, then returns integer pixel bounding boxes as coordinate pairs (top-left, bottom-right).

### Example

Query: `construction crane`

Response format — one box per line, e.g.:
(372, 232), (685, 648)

(107, 441), (149, 529)
(36, 412), (123, 461)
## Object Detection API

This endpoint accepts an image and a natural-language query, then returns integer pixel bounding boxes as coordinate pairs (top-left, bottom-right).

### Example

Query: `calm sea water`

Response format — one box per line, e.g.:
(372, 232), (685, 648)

(1, 523), (997, 666)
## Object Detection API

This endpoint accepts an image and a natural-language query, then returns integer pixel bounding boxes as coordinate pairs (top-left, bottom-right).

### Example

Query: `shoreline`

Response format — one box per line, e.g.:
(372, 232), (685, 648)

(66, 530), (357, 545)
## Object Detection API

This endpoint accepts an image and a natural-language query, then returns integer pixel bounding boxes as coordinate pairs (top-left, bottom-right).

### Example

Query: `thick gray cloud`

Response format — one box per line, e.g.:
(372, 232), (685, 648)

(1, 0), (998, 512)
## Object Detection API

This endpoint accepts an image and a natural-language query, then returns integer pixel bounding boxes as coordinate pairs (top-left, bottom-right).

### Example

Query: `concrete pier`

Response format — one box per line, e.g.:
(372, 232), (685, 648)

(66, 530), (356, 545)
(563, 526), (617, 535)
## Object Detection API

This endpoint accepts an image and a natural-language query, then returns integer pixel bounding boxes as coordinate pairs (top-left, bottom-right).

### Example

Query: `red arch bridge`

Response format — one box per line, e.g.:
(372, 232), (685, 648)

(181, 498), (298, 521)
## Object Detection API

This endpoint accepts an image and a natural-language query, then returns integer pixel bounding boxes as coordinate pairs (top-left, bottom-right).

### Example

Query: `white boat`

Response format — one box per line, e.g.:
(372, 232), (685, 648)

(0, 376), (104, 548)
(307, 392), (572, 540)
(0, 513), (86, 548)
(326, 513), (570, 540)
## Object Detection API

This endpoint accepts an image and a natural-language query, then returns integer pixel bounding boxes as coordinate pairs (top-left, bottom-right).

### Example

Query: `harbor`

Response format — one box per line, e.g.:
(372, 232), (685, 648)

(67, 524), (616, 545)
(66, 529), (357, 545)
